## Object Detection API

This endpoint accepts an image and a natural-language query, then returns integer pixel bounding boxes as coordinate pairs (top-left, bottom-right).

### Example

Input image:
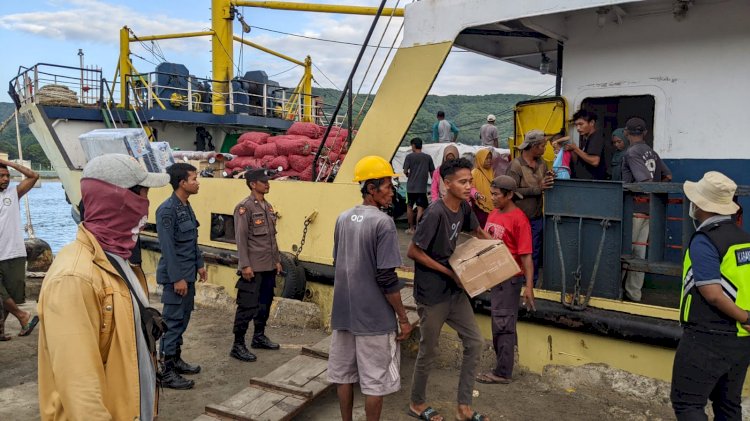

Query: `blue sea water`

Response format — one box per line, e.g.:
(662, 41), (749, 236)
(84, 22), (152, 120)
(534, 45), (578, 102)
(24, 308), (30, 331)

(18, 181), (78, 254)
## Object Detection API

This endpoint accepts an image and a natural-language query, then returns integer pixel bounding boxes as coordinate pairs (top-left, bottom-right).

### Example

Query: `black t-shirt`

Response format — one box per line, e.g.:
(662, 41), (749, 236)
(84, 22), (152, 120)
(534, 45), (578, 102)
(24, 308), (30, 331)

(573, 131), (606, 180)
(403, 152), (435, 194)
(412, 199), (479, 305)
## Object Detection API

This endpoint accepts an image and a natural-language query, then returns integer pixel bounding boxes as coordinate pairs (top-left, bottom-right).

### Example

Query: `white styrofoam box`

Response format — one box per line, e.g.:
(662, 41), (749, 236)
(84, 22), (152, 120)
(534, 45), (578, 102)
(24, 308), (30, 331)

(79, 128), (150, 161)
(147, 141), (175, 173)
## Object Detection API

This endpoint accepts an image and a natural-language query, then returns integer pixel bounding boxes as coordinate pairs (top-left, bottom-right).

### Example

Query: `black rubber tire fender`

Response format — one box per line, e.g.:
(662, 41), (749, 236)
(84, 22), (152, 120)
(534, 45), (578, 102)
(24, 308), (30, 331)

(276, 252), (307, 300)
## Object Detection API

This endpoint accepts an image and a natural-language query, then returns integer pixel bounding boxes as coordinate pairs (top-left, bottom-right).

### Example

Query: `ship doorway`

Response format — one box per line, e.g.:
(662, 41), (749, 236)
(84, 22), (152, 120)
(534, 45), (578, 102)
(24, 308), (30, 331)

(579, 95), (656, 179)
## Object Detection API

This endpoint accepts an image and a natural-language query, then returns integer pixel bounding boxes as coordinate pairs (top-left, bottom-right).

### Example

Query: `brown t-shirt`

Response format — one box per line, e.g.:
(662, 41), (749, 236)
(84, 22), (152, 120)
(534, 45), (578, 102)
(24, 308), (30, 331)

(506, 156), (547, 220)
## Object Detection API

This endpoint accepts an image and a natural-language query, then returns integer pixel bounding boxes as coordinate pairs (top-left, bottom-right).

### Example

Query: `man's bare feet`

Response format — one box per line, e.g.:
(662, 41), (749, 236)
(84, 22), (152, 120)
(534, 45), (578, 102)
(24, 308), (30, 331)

(17, 310), (31, 327)
(456, 404), (490, 421)
(409, 402), (444, 421)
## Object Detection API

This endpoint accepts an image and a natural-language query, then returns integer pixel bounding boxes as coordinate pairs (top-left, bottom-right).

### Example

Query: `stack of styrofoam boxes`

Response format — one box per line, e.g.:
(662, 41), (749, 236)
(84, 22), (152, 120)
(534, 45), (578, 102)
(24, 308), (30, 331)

(146, 141), (175, 173)
(79, 128), (149, 161)
(79, 128), (177, 173)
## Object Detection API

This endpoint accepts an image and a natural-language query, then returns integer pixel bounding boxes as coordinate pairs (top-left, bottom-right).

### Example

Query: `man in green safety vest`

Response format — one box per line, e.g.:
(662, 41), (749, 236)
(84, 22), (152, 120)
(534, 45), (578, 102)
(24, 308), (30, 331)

(671, 171), (750, 420)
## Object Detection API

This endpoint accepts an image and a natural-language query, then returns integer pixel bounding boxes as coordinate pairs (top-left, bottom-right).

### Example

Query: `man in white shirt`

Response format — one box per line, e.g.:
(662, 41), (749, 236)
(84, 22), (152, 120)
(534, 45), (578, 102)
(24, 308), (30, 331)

(0, 157), (39, 340)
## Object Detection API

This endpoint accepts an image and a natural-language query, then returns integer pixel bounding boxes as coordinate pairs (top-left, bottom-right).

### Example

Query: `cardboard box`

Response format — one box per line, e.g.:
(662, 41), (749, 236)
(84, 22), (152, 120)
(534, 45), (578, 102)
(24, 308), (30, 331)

(449, 234), (521, 298)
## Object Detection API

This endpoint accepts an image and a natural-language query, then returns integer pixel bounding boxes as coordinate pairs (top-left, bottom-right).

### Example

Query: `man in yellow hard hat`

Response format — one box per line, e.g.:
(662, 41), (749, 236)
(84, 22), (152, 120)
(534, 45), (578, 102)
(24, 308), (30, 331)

(327, 155), (413, 421)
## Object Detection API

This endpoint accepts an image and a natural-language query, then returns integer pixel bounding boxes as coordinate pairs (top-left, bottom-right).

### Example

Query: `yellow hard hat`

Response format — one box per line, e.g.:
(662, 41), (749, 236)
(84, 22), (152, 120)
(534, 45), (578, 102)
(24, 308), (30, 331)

(352, 155), (399, 182)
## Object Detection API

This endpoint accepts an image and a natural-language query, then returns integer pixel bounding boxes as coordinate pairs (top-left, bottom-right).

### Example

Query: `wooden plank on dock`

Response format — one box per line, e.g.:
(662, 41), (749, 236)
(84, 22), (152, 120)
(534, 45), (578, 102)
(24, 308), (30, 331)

(196, 289), (421, 421)
(247, 377), (313, 398)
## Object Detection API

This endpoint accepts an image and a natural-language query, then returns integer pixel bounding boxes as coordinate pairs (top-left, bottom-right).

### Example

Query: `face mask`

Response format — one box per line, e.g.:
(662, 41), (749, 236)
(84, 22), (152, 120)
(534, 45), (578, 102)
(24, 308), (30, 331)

(81, 178), (150, 259)
(688, 202), (697, 219)
(688, 202), (700, 230)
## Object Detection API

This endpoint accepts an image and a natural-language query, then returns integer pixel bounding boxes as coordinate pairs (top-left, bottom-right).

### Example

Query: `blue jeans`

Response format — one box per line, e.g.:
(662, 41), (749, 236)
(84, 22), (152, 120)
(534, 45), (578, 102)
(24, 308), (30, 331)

(530, 217), (543, 283)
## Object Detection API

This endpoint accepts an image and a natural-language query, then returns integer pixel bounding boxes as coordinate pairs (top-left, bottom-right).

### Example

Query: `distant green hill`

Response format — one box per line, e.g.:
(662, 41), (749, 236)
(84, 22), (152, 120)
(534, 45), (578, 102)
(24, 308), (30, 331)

(0, 103), (49, 168)
(312, 87), (535, 147)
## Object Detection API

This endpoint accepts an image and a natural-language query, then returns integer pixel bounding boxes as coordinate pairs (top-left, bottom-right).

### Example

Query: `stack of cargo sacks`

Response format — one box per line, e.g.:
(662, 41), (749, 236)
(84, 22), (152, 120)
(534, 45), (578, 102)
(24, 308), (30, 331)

(226, 122), (350, 181)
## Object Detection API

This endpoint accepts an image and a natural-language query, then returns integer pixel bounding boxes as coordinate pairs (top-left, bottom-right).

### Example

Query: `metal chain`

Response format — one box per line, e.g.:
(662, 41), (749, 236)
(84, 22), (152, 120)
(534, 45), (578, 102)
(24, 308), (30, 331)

(294, 218), (312, 260)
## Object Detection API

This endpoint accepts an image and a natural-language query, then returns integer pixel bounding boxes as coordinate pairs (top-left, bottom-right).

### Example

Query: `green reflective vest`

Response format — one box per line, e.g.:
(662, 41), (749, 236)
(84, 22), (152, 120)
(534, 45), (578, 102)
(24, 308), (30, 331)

(680, 219), (750, 336)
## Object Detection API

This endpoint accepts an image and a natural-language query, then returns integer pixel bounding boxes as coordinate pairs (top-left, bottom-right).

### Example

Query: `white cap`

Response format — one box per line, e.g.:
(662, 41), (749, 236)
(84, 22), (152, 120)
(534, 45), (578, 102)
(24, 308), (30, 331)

(487, 114), (496, 122)
(82, 154), (169, 188)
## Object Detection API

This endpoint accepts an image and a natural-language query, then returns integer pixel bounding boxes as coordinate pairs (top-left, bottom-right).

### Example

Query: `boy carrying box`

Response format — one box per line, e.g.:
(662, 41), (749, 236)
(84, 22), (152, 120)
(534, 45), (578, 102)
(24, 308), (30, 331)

(476, 175), (536, 385)
(407, 158), (492, 421)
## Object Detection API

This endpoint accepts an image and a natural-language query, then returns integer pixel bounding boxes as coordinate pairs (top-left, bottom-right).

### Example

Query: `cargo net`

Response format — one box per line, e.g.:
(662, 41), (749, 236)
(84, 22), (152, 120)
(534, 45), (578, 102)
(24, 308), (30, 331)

(227, 122), (351, 182)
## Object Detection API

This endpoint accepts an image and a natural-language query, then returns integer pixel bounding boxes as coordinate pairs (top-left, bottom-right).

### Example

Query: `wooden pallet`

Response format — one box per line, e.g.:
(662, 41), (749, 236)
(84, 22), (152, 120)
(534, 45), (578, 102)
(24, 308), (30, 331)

(196, 286), (418, 421)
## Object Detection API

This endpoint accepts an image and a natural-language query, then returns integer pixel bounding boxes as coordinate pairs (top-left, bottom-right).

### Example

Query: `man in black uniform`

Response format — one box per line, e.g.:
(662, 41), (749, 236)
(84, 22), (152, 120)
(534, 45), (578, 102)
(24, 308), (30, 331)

(672, 171), (750, 420)
(157, 163), (207, 389)
(230, 169), (282, 362)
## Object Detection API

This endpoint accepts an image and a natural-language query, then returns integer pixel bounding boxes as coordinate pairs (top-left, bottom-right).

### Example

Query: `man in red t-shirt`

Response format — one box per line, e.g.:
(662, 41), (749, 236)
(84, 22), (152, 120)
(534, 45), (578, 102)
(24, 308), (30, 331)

(476, 175), (535, 385)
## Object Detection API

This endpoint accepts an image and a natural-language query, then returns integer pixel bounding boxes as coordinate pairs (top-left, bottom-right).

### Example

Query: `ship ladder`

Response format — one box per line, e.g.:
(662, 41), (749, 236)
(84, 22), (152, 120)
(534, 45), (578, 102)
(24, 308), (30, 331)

(553, 215), (612, 310)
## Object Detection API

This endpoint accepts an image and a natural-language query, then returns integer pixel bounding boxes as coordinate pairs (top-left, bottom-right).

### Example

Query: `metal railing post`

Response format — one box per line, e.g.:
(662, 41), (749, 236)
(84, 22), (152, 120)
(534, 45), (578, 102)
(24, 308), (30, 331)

(187, 76), (193, 111)
(681, 197), (695, 256)
(263, 84), (268, 117)
(228, 81), (234, 113)
(622, 189), (634, 255)
(648, 192), (668, 262)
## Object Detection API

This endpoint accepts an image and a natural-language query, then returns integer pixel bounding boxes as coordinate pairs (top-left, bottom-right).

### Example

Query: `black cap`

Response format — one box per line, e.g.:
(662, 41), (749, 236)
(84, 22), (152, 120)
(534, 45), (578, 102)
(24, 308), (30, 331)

(245, 168), (270, 182)
(625, 117), (647, 135)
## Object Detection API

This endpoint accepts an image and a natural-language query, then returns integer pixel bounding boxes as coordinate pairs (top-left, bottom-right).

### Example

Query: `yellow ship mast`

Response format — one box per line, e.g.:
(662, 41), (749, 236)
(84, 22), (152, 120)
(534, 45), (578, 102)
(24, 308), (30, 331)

(116, 0), (405, 120)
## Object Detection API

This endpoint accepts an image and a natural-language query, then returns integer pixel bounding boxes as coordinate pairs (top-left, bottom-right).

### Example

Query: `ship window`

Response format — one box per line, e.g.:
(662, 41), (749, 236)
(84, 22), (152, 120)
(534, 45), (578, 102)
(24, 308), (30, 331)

(579, 95), (656, 175)
(210, 213), (236, 244)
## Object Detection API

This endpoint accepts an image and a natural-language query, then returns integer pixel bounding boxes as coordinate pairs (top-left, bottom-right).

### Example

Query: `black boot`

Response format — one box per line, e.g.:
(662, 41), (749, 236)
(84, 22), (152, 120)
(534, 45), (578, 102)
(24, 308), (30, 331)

(230, 342), (257, 362)
(160, 356), (195, 390)
(251, 330), (280, 350)
(174, 350), (201, 375)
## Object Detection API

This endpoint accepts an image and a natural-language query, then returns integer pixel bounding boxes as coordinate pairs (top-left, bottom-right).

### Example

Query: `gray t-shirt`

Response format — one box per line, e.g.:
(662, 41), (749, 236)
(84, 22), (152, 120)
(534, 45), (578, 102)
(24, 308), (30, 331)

(331, 205), (403, 335)
(622, 142), (671, 214)
(480, 123), (498, 147)
(412, 200), (479, 305)
(403, 152), (435, 193)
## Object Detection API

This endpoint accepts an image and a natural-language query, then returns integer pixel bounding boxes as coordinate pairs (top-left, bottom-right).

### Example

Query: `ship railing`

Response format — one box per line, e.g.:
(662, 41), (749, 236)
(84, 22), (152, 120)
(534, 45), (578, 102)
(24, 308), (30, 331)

(543, 180), (750, 310)
(125, 72), (324, 124)
(8, 63), (103, 109)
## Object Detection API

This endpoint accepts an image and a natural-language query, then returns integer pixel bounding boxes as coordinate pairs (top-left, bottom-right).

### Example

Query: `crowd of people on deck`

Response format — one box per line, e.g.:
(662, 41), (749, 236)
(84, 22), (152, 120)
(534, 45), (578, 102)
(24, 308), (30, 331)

(0, 105), (748, 421)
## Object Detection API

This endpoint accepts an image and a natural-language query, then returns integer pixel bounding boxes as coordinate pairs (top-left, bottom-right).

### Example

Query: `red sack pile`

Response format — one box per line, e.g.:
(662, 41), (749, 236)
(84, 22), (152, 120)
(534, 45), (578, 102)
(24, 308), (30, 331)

(288, 155), (315, 172)
(239, 132), (270, 144)
(225, 156), (259, 170)
(273, 135), (313, 156)
(229, 141), (257, 157)
(286, 122), (323, 138)
(254, 143), (278, 159)
(269, 155), (290, 171)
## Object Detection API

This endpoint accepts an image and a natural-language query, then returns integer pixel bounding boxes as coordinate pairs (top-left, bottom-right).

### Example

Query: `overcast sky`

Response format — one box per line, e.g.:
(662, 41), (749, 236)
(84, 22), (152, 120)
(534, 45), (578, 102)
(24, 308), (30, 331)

(0, 0), (554, 103)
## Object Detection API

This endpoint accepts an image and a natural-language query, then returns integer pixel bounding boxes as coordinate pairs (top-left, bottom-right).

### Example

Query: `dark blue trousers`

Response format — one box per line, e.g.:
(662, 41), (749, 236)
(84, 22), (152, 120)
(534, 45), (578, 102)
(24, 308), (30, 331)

(160, 282), (196, 357)
(530, 217), (543, 283)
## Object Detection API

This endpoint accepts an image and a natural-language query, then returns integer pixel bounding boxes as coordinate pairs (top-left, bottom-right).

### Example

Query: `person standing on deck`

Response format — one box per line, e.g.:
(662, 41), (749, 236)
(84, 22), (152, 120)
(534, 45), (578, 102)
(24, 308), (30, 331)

(404, 138), (435, 234)
(671, 171), (750, 420)
(230, 168), (282, 363)
(328, 156), (412, 421)
(0, 158), (39, 341)
(566, 110), (607, 180)
(408, 158), (491, 421)
(157, 163), (207, 390)
(431, 144), (459, 202)
(480, 114), (499, 148)
(432, 111), (459, 143)
(38, 154), (169, 420)
(476, 176), (535, 385)
(621, 117), (672, 302)
(506, 130), (554, 284)
(470, 148), (495, 228)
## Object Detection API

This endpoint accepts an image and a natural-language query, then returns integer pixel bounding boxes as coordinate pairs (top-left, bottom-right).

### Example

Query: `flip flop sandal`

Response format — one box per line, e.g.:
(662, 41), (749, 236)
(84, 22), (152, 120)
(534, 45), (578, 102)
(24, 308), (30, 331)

(19, 315), (39, 337)
(456, 411), (489, 421)
(407, 406), (443, 421)
(476, 372), (511, 384)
